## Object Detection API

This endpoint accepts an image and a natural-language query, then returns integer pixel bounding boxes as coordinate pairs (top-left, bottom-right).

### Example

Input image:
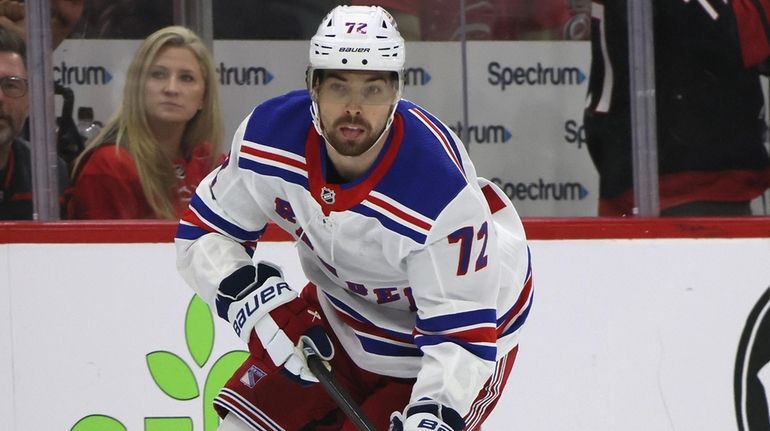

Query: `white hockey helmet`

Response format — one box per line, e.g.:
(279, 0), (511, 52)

(308, 5), (405, 76)
(307, 6), (405, 139)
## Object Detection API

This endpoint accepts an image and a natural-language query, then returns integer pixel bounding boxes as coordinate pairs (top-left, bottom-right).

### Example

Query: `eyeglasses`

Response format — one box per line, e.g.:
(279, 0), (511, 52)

(0, 76), (28, 98)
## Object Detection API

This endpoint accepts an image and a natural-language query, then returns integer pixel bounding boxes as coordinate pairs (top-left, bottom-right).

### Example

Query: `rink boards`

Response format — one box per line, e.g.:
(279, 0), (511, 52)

(1, 220), (769, 430)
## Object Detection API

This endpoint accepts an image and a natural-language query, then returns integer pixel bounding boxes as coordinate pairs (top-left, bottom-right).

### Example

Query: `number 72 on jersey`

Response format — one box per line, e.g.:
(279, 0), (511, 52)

(448, 222), (489, 276)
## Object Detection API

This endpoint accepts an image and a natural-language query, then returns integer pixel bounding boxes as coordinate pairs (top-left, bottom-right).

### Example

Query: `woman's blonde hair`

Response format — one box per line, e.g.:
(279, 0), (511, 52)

(73, 25), (223, 219)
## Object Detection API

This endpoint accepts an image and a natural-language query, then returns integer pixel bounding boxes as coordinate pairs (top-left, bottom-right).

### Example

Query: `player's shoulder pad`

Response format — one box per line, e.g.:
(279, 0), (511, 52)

(242, 89), (313, 155)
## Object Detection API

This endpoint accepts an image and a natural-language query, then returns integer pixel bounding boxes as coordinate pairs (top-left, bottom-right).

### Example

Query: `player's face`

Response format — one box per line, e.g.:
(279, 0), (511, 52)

(316, 70), (396, 157)
(0, 52), (28, 150)
(144, 46), (205, 130)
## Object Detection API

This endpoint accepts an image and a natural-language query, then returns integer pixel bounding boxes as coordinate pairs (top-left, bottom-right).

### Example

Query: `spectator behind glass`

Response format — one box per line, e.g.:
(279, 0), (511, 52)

(584, 0), (770, 216)
(354, 0), (589, 40)
(0, 26), (69, 219)
(0, 0), (84, 48)
(67, 26), (224, 220)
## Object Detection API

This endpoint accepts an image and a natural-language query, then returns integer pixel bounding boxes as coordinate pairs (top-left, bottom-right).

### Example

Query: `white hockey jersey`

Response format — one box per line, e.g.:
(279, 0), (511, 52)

(175, 90), (533, 417)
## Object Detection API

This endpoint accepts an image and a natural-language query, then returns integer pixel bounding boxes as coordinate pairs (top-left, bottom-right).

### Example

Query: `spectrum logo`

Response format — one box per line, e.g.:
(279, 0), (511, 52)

(564, 119), (586, 149)
(492, 177), (588, 201)
(488, 61), (586, 91)
(404, 67), (431, 86)
(217, 62), (274, 86)
(54, 62), (113, 86)
(450, 122), (512, 144)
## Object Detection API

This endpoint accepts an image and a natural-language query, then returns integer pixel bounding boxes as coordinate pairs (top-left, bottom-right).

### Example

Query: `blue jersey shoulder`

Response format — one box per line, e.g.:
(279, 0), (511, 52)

(243, 89), (312, 156)
(376, 100), (470, 221)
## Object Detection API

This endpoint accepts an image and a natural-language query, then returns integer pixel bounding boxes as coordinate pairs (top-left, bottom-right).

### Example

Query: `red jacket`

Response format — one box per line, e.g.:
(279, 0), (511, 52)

(67, 143), (221, 219)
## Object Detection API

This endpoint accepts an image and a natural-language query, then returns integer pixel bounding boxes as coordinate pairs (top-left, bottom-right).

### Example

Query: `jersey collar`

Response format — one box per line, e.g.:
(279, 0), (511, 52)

(306, 113), (404, 215)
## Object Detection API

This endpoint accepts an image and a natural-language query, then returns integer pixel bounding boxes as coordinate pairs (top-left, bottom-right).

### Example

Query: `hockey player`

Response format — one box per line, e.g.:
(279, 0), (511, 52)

(175, 5), (532, 431)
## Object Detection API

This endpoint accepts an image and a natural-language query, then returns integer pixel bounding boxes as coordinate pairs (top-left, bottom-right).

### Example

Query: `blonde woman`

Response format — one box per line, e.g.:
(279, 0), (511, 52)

(68, 25), (223, 219)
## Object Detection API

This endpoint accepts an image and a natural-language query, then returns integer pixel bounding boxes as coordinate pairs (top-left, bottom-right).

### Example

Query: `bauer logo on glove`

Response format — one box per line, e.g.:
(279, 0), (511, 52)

(231, 279), (292, 337)
(413, 418), (454, 431)
(389, 399), (465, 431)
(215, 261), (334, 386)
(215, 261), (298, 343)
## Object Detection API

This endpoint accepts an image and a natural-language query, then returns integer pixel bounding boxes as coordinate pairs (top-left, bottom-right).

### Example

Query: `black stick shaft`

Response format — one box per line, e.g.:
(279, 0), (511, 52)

(305, 353), (378, 431)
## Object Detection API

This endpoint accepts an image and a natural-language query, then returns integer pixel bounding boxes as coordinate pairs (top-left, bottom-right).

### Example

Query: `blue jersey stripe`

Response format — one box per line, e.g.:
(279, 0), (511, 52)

(500, 294), (533, 338)
(175, 223), (208, 241)
(496, 287), (532, 327)
(415, 335), (497, 361)
(238, 158), (308, 189)
(525, 246), (532, 280)
(351, 204), (427, 244)
(324, 292), (414, 342)
(323, 292), (368, 323)
(190, 194), (265, 242)
(358, 335), (423, 357)
(416, 308), (497, 333)
(497, 248), (532, 326)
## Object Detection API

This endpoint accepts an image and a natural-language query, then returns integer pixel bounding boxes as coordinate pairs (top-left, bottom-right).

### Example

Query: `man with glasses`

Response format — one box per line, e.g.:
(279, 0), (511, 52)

(0, 27), (68, 219)
(176, 5), (532, 431)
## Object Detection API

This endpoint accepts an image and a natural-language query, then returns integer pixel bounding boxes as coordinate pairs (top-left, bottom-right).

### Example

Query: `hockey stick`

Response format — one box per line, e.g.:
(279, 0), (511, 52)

(302, 346), (378, 431)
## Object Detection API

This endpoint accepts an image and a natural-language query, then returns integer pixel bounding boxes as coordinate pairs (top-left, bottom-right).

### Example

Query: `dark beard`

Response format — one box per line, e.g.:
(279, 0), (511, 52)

(327, 134), (377, 157)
